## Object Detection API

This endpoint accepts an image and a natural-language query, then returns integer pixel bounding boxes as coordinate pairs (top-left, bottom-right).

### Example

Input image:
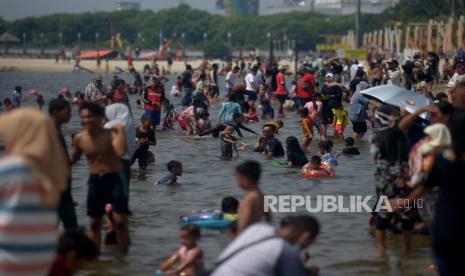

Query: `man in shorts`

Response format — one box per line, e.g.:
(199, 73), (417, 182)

(142, 76), (166, 130)
(70, 103), (129, 253)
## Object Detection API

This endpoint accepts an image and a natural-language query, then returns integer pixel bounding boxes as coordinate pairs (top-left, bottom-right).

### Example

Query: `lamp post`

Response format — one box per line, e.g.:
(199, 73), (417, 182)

(22, 33), (26, 55)
(267, 32), (272, 64)
(203, 32), (207, 44)
(40, 33), (44, 55)
(95, 32), (99, 50)
(77, 32), (81, 46)
(227, 32), (232, 48)
(58, 32), (63, 46)
(181, 32), (186, 64)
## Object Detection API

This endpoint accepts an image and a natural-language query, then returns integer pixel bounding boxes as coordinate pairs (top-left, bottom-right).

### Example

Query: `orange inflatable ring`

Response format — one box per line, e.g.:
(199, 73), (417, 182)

(301, 163), (336, 178)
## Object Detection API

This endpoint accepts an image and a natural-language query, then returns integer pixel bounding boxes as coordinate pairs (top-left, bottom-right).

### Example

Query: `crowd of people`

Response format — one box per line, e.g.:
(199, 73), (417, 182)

(0, 47), (465, 276)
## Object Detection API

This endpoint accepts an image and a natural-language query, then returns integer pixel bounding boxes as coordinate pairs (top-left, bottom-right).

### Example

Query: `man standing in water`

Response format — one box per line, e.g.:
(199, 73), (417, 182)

(85, 75), (107, 104)
(181, 65), (195, 107)
(49, 99), (78, 231)
(11, 86), (22, 108)
(70, 103), (129, 253)
(142, 76), (166, 130)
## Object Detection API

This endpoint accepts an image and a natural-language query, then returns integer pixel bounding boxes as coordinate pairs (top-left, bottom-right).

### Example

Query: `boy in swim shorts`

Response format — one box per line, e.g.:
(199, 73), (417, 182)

(70, 103), (129, 253)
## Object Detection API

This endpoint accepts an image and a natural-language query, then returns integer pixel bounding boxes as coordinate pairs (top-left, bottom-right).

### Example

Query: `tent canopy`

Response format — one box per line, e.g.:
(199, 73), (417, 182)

(0, 32), (20, 43)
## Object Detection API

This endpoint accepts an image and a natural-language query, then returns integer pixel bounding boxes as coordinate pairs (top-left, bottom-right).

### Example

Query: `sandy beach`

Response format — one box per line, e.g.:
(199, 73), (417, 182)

(0, 57), (297, 74)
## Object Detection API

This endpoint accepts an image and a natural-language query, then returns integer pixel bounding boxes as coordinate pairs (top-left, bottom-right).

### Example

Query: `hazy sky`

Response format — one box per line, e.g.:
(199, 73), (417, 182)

(1, 0), (285, 21)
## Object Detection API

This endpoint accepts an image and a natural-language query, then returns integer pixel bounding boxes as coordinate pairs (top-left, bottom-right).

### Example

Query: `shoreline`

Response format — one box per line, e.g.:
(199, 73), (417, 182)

(0, 58), (297, 74)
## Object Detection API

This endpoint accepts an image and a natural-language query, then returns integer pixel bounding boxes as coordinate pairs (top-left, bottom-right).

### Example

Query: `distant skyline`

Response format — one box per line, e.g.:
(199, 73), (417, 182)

(1, 0), (286, 21)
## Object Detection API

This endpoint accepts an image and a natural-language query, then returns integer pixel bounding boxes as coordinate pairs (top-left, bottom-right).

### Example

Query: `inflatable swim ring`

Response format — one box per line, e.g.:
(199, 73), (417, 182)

(301, 163), (336, 178)
(181, 210), (232, 230)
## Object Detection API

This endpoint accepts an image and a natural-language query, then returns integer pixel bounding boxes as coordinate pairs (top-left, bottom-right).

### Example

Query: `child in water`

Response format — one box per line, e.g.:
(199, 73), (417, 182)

(332, 104), (348, 140)
(49, 230), (97, 276)
(36, 94), (45, 111)
(342, 137), (360, 155)
(286, 136), (309, 168)
(157, 160), (182, 185)
(302, 155), (329, 175)
(3, 98), (13, 112)
(300, 108), (313, 153)
(260, 99), (275, 119)
(162, 98), (176, 130)
(319, 140), (338, 166)
(235, 161), (271, 234)
(131, 115), (156, 170)
(221, 124), (239, 158)
(159, 224), (204, 276)
(254, 137), (267, 153)
(244, 106), (259, 123)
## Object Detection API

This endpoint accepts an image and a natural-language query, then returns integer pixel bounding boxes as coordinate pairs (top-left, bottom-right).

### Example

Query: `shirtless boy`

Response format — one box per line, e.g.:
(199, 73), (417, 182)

(70, 103), (129, 253)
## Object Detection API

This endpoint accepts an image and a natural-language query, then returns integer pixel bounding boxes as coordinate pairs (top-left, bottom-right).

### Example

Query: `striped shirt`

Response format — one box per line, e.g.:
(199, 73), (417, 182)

(0, 155), (57, 276)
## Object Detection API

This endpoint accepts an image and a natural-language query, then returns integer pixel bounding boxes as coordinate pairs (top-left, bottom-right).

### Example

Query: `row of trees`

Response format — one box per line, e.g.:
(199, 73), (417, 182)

(0, 1), (462, 51)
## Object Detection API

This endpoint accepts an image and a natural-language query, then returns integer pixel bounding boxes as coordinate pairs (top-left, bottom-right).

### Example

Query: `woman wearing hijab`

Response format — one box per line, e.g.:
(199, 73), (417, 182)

(0, 108), (67, 275)
(104, 103), (136, 204)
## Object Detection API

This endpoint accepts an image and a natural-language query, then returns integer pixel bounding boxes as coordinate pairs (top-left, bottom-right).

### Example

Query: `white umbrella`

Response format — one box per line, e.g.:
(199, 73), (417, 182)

(360, 85), (433, 119)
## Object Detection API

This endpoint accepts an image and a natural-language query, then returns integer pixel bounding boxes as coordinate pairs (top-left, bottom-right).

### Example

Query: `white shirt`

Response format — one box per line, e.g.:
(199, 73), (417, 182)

(225, 71), (236, 89)
(245, 73), (257, 92)
(387, 69), (402, 87)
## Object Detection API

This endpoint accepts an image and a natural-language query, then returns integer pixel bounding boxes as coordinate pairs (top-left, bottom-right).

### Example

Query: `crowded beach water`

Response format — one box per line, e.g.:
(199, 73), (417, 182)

(0, 51), (464, 276)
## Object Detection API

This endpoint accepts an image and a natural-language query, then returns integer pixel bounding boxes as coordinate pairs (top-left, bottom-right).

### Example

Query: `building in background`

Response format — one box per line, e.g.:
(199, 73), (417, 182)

(115, 2), (141, 11)
(225, 0), (260, 16)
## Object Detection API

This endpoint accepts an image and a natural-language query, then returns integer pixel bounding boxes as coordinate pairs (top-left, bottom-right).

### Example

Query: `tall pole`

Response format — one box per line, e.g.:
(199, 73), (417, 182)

(22, 33), (26, 55)
(203, 32), (207, 44)
(40, 33), (44, 55)
(294, 40), (298, 83)
(451, 0), (456, 18)
(95, 32), (99, 50)
(227, 32), (232, 49)
(181, 32), (186, 64)
(267, 32), (272, 64)
(355, 0), (361, 49)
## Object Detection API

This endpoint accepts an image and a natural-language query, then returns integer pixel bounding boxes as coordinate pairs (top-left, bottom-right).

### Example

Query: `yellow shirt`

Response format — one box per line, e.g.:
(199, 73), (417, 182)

(332, 108), (348, 125)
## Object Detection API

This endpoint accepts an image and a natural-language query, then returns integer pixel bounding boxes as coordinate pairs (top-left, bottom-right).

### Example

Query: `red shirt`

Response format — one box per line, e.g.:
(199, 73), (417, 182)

(143, 86), (165, 112)
(298, 72), (315, 98)
(276, 72), (286, 95)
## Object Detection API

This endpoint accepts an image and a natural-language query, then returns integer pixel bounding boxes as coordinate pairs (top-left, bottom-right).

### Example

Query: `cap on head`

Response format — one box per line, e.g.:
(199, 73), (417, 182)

(325, 72), (334, 78)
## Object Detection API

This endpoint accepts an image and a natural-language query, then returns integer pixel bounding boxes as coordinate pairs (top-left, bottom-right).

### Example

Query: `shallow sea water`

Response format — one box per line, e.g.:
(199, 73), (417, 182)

(0, 71), (432, 275)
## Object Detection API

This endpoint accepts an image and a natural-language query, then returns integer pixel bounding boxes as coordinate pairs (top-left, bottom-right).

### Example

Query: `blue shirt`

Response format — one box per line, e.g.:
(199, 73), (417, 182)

(261, 107), (275, 119)
(158, 172), (177, 185)
(12, 91), (22, 108)
(220, 102), (242, 123)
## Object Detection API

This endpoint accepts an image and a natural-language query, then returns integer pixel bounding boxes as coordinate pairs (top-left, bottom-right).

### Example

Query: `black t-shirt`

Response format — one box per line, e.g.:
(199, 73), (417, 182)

(265, 137), (284, 157)
(342, 147), (360, 155)
(424, 154), (465, 258)
(221, 134), (236, 157)
(287, 151), (309, 167)
(181, 71), (194, 88)
(330, 61), (343, 74)
(321, 84), (343, 110)
(136, 128), (156, 152)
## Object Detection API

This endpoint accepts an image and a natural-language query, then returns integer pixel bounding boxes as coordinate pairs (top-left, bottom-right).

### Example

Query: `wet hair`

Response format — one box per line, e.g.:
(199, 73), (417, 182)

(79, 102), (105, 117)
(225, 123), (235, 130)
(233, 66), (240, 71)
(296, 215), (320, 240)
(221, 196), (239, 214)
(344, 137), (355, 146)
(436, 101), (455, 116)
(310, 155), (321, 165)
(140, 114), (152, 123)
(57, 229), (97, 261)
(167, 160), (182, 172)
(451, 110), (465, 164)
(181, 223), (201, 239)
(15, 86), (22, 92)
(286, 136), (304, 154)
(435, 92), (448, 101)
(229, 93), (238, 102)
(136, 99), (142, 105)
(355, 69), (365, 78)
(299, 107), (309, 117)
(48, 98), (70, 115)
(57, 94), (65, 101)
(235, 160), (261, 183)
